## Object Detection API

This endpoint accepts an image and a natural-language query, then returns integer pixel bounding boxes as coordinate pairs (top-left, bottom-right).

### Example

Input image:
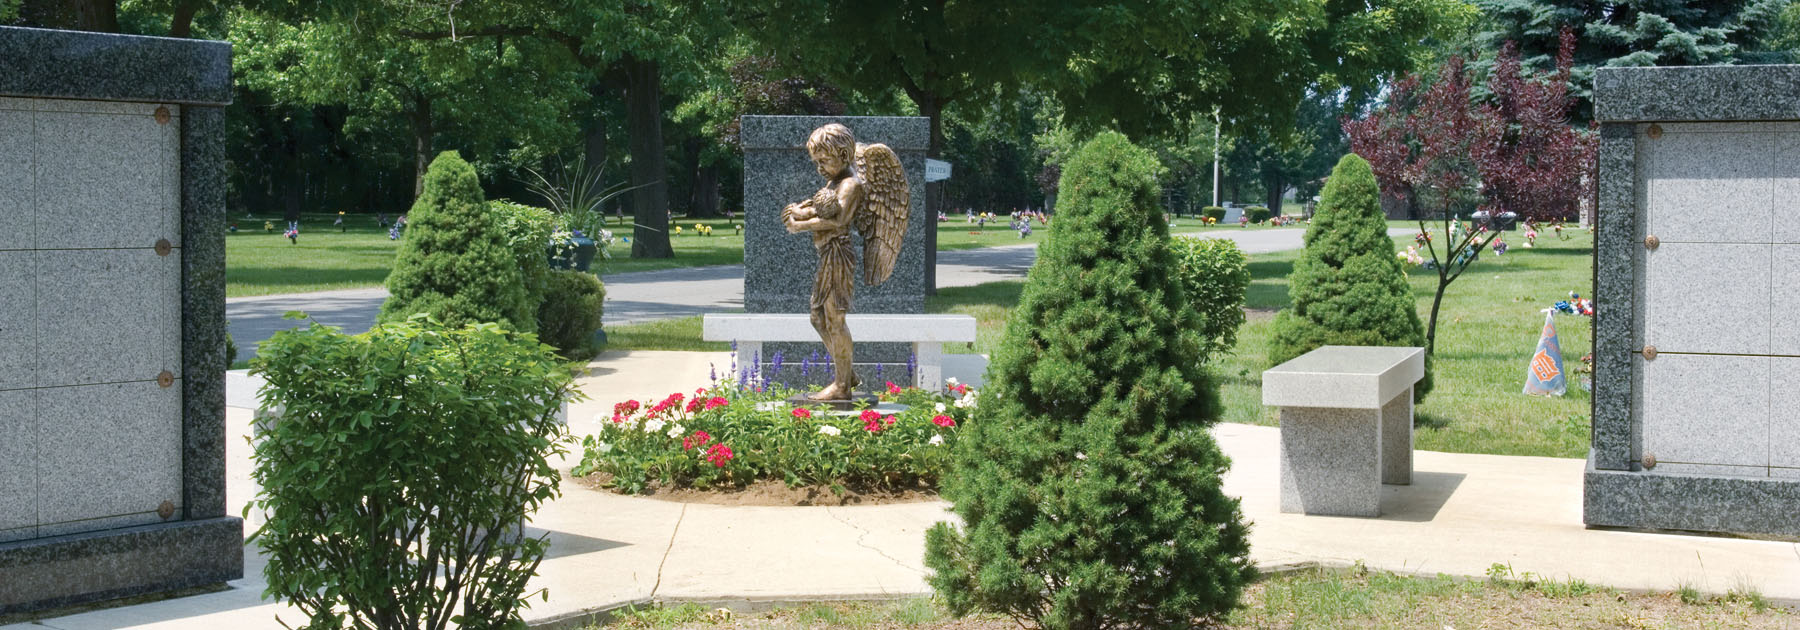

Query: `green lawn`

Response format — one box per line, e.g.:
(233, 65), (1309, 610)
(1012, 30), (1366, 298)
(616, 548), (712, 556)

(606, 228), (1598, 459)
(592, 565), (1787, 629)
(225, 212), (1300, 298)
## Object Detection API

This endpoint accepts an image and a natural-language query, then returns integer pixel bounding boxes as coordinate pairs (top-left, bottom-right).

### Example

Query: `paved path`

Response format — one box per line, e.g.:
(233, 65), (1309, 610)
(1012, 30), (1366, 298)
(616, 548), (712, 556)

(15, 350), (1798, 630)
(225, 228), (1406, 358)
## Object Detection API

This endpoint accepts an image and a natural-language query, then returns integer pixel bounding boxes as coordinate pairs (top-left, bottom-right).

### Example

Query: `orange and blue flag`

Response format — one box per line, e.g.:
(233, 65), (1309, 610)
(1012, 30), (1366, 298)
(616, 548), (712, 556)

(1524, 310), (1566, 396)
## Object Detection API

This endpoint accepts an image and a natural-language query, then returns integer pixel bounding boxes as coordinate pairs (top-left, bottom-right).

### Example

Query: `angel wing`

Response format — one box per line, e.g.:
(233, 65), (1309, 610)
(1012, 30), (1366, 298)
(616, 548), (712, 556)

(852, 142), (910, 286)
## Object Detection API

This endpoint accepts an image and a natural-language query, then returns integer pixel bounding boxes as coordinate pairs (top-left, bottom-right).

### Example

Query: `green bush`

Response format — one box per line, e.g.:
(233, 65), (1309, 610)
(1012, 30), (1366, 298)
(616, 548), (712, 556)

(380, 152), (535, 333)
(925, 132), (1252, 630)
(225, 330), (238, 367)
(537, 270), (606, 360)
(1268, 154), (1432, 399)
(249, 316), (578, 630)
(574, 380), (970, 494)
(1170, 236), (1250, 360)
(1201, 205), (1227, 222)
(490, 199), (557, 320)
(1247, 206), (1272, 223)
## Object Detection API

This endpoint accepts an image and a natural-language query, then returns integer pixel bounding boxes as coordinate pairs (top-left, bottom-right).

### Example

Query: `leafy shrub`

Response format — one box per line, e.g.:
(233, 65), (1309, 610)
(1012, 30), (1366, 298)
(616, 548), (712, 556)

(380, 152), (536, 333)
(225, 330), (238, 367)
(925, 132), (1252, 630)
(1202, 205), (1227, 222)
(1170, 236), (1250, 360)
(490, 199), (557, 320)
(1268, 153), (1432, 399)
(249, 315), (578, 630)
(574, 379), (972, 494)
(537, 270), (606, 360)
(1247, 206), (1272, 223)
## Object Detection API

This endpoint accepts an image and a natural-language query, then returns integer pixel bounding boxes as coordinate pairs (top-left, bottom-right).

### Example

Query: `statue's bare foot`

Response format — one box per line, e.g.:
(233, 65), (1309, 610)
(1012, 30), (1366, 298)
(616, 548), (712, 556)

(808, 382), (852, 401)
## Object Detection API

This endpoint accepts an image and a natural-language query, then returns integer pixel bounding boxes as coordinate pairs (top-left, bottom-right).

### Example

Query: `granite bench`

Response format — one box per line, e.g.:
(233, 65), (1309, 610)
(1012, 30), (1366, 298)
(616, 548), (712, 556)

(701, 313), (977, 389)
(1263, 345), (1426, 517)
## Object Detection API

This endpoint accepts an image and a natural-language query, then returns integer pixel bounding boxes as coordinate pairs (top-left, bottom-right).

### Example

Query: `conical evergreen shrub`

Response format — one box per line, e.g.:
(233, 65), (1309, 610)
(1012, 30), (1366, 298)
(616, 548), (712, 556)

(1267, 153), (1431, 398)
(379, 152), (535, 333)
(924, 132), (1253, 629)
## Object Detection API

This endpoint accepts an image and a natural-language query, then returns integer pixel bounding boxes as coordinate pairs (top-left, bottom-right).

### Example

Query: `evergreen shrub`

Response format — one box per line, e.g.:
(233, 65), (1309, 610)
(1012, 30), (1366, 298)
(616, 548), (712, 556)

(924, 132), (1253, 629)
(249, 316), (578, 630)
(380, 152), (535, 333)
(537, 270), (606, 360)
(1201, 205), (1227, 222)
(1170, 236), (1250, 360)
(1246, 206), (1272, 223)
(1268, 154), (1432, 398)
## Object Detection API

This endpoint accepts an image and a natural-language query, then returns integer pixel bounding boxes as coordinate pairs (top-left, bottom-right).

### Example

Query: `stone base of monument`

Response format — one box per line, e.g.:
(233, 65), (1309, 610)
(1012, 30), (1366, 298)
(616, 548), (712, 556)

(703, 314), (977, 390)
(787, 392), (879, 411)
(1263, 346), (1425, 517)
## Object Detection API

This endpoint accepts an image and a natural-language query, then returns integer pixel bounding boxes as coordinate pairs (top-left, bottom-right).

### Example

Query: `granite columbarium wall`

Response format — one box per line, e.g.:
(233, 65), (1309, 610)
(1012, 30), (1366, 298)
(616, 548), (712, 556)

(739, 116), (930, 386)
(1586, 65), (1800, 537)
(0, 26), (242, 613)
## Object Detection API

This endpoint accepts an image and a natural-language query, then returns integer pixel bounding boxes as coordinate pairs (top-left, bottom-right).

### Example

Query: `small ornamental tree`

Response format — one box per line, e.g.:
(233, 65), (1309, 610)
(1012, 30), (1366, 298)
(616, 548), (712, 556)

(1268, 154), (1433, 399)
(925, 132), (1253, 630)
(380, 151), (535, 333)
(1170, 236), (1251, 361)
(1345, 30), (1596, 353)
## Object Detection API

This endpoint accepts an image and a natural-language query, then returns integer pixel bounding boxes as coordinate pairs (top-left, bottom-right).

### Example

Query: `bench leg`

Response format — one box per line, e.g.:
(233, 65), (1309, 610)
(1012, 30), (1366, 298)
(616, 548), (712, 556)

(1279, 406), (1383, 517)
(1381, 387), (1413, 485)
(914, 342), (942, 390)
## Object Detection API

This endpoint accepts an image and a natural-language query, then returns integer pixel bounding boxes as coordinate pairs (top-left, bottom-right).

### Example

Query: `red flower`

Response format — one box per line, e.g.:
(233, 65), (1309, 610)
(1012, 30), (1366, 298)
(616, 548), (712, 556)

(684, 430), (713, 450)
(705, 443), (734, 467)
(886, 381), (902, 395)
(704, 396), (729, 411)
(863, 419), (882, 433)
(685, 397), (703, 414)
(933, 414), (956, 428)
(792, 408), (811, 419)
(884, 415), (896, 427)
(860, 409), (881, 423)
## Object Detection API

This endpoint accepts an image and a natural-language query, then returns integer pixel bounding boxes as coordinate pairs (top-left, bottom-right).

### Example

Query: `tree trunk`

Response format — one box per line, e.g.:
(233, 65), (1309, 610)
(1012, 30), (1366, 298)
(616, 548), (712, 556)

(410, 94), (433, 201)
(20, 0), (116, 32)
(582, 82), (609, 170)
(168, 0), (198, 37)
(917, 94), (947, 295)
(693, 164), (721, 218)
(679, 136), (703, 216)
(626, 57), (672, 258)
(1265, 172), (1284, 215)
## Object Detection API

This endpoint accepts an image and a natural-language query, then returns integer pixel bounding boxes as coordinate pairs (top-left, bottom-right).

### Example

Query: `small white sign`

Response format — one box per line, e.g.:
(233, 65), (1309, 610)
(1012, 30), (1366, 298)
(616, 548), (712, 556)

(925, 159), (952, 182)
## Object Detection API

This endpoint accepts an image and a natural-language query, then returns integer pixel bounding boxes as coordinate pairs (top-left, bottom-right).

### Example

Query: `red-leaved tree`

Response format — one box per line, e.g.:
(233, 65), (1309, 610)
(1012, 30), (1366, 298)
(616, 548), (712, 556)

(1344, 29), (1596, 354)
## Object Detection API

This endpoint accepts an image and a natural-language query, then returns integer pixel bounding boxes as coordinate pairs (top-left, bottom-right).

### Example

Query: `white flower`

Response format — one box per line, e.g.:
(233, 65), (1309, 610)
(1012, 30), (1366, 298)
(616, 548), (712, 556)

(592, 413), (610, 426)
(643, 418), (666, 434)
(667, 424), (685, 439)
(596, 442), (613, 454)
(818, 425), (842, 437)
(929, 434), (945, 446)
(754, 401), (786, 412)
(954, 390), (978, 409)
(934, 402), (946, 413)
(945, 377), (959, 386)
(1075, 452), (1087, 460)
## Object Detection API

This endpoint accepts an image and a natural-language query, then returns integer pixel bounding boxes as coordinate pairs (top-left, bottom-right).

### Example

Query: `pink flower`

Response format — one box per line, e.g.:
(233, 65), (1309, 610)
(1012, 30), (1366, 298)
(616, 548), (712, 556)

(886, 381), (902, 395)
(705, 443), (734, 467)
(860, 409), (881, 423)
(863, 418), (883, 433)
(792, 408), (811, 419)
(704, 396), (729, 411)
(685, 397), (702, 414)
(884, 415), (896, 427)
(933, 414), (956, 428)
(684, 430), (712, 450)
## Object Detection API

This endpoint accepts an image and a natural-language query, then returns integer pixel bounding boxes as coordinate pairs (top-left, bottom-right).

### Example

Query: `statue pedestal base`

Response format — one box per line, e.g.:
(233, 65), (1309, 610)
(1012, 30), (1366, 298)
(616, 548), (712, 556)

(787, 392), (878, 411)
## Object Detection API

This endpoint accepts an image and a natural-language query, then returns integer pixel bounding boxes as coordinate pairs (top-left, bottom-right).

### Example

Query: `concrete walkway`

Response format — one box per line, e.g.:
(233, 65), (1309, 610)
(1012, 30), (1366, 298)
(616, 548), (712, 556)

(225, 228), (1397, 358)
(12, 350), (1797, 630)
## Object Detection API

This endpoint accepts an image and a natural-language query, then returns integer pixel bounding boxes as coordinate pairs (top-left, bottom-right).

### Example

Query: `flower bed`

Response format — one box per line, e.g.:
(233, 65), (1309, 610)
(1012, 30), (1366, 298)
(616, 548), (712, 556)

(573, 379), (977, 495)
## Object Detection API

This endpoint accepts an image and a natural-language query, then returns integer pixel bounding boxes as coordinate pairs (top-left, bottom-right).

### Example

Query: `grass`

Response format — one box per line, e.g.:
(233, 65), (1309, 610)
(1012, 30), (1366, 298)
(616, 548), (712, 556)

(590, 566), (1792, 629)
(601, 228), (1598, 458)
(224, 211), (1300, 298)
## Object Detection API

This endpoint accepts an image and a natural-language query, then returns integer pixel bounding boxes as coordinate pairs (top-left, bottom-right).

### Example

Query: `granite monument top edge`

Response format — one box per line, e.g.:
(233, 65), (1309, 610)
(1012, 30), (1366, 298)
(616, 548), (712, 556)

(1594, 64), (1800, 123)
(740, 115), (930, 150)
(0, 25), (232, 106)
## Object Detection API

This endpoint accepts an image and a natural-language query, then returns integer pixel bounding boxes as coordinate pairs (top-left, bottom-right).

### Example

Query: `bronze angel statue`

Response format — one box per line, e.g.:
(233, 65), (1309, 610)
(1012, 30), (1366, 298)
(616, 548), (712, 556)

(781, 123), (910, 402)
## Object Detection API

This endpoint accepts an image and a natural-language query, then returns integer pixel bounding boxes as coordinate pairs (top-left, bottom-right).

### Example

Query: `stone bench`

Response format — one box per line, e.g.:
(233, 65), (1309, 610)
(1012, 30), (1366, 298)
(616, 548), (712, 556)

(1263, 345), (1425, 517)
(702, 314), (978, 389)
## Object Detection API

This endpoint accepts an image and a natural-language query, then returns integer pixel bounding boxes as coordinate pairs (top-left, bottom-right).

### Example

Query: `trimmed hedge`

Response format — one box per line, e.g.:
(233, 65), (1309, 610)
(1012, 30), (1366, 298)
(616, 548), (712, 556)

(536, 270), (606, 360)
(1170, 236), (1250, 360)
(1246, 206), (1272, 223)
(925, 132), (1252, 629)
(1268, 154), (1432, 399)
(1201, 205), (1227, 222)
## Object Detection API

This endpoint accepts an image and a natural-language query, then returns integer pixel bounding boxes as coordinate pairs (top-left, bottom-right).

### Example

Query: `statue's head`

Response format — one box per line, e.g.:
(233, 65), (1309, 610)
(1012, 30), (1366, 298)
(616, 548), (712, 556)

(806, 124), (856, 179)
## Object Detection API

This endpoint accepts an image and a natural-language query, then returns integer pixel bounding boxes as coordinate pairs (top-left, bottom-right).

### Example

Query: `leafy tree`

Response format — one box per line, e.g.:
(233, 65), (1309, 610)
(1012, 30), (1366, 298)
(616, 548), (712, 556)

(1170, 236), (1251, 361)
(1267, 153), (1432, 399)
(1474, 0), (1787, 118)
(925, 132), (1252, 629)
(380, 152), (535, 333)
(1345, 32), (1595, 355)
